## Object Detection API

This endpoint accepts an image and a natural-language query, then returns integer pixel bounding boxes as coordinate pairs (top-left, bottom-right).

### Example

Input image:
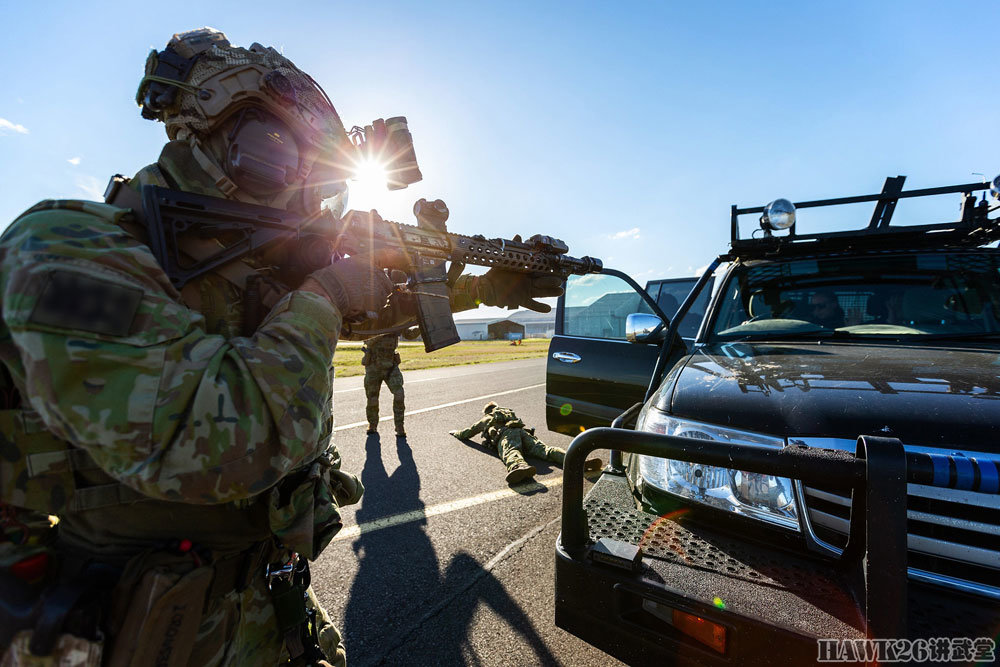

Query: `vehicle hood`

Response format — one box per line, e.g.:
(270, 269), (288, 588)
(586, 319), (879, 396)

(665, 341), (1000, 451)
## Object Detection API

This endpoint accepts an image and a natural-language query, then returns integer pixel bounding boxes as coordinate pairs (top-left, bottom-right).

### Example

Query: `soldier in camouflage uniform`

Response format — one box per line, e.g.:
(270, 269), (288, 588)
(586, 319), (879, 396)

(0, 28), (562, 667)
(362, 334), (405, 437)
(450, 403), (602, 485)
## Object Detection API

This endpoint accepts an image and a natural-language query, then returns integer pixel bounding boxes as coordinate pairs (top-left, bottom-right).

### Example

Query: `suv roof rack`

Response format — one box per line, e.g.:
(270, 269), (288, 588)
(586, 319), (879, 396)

(729, 176), (999, 259)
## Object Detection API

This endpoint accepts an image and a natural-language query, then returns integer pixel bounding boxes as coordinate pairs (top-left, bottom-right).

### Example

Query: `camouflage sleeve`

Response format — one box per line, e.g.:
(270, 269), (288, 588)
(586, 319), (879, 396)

(449, 274), (481, 313)
(453, 414), (491, 439)
(0, 205), (342, 504)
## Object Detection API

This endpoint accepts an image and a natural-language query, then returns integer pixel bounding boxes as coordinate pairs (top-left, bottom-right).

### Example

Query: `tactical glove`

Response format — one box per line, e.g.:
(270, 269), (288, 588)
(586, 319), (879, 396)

(454, 269), (564, 313)
(303, 256), (393, 321)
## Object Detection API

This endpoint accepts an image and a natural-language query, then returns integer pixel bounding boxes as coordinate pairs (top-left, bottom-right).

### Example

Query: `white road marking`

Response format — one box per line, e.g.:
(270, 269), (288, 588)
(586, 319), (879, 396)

(332, 474), (564, 542)
(332, 383), (545, 432)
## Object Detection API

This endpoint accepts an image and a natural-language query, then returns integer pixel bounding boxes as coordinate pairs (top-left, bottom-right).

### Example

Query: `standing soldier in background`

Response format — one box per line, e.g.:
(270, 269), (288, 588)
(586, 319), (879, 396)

(0, 28), (562, 666)
(450, 403), (603, 484)
(363, 334), (406, 437)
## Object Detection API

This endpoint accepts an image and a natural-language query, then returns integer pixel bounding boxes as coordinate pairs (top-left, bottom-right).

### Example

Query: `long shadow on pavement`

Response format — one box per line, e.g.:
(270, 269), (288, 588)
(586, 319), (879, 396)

(343, 433), (558, 666)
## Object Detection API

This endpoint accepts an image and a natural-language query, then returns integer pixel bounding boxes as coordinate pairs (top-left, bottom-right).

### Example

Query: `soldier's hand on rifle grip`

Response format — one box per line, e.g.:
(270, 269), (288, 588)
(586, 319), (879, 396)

(301, 255), (393, 321)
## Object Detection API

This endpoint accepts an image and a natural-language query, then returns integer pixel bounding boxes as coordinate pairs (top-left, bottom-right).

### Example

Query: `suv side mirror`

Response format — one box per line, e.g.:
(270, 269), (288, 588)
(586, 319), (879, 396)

(626, 313), (666, 343)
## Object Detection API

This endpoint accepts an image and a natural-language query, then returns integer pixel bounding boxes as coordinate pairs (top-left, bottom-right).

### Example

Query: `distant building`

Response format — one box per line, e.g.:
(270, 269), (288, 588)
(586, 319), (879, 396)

(454, 317), (494, 341)
(453, 310), (556, 340)
(564, 292), (640, 339)
(508, 310), (556, 338)
(488, 319), (525, 340)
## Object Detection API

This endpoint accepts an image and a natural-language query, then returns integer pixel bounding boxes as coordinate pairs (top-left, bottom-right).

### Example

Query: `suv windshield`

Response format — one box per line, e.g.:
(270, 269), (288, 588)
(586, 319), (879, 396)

(709, 252), (1000, 341)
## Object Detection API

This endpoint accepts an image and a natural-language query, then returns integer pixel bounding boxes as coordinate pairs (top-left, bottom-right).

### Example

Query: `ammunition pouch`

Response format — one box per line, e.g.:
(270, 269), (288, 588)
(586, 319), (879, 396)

(268, 452), (359, 560)
(105, 541), (270, 667)
(105, 550), (213, 667)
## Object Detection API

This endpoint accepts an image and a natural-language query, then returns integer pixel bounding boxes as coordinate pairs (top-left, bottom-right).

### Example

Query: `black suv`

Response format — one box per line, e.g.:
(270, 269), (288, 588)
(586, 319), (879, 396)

(548, 177), (1000, 665)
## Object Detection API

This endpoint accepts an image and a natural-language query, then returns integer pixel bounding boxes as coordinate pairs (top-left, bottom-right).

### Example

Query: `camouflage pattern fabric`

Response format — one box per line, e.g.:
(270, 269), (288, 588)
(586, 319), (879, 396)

(186, 573), (345, 667)
(495, 428), (565, 473)
(0, 199), (342, 503)
(451, 407), (566, 474)
(0, 147), (355, 663)
(362, 335), (405, 433)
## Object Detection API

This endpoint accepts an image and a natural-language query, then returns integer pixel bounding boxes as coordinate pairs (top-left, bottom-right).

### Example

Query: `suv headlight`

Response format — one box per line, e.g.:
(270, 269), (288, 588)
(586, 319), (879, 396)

(635, 404), (799, 531)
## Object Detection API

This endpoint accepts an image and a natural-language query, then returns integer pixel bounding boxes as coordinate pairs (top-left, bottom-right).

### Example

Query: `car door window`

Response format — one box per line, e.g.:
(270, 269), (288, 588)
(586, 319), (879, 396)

(563, 274), (652, 340)
(645, 278), (715, 339)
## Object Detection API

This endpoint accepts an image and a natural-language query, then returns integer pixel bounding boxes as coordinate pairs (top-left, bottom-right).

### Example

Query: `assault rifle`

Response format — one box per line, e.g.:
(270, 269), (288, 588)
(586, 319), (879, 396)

(139, 186), (602, 351)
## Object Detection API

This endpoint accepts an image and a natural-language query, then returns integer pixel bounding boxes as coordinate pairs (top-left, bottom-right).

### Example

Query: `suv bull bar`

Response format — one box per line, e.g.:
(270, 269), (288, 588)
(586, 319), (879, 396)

(558, 426), (999, 663)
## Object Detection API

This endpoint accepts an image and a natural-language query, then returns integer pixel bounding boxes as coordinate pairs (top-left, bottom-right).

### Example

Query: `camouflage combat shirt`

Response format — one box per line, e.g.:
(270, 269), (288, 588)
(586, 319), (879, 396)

(363, 334), (400, 371)
(0, 198), (343, 510)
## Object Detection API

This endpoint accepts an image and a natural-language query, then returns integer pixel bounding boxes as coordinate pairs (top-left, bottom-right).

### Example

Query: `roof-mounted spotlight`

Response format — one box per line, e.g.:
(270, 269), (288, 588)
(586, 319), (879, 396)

(760, 198), (796, 234)
(990, 174), (1000, 202)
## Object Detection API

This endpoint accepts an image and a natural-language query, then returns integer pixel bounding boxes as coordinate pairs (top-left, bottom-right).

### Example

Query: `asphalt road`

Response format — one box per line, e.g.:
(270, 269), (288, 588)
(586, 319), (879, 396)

(311, 357), (623, 667)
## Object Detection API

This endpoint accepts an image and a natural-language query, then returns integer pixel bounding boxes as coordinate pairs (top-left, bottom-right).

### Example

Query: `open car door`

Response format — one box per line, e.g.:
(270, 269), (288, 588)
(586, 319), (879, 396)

(546, 272), (663, 435)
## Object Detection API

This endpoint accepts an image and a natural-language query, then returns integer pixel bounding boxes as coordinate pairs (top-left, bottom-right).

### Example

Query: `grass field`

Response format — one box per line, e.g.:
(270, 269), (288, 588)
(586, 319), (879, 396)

(332, 338), (549, 377)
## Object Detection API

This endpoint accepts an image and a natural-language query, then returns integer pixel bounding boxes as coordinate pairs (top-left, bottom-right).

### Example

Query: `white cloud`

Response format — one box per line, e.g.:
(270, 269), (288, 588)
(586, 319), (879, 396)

(571, 273), (604, 286)
(67, 157), (81, 166)
(75, 175), (105, 200)
(609, 227), (640, 240)
(0, 117), (29, 135)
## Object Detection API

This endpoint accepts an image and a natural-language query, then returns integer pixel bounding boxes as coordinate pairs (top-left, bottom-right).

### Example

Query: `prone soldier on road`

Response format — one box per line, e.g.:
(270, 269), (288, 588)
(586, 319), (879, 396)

(0, 28), (563, 666)
(362, 334), (405, 437)
(450, 403), (603, 485)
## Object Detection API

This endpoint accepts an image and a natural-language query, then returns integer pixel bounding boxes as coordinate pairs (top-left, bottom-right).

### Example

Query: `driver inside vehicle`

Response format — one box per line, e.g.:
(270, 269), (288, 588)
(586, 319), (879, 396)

(806, 290), (845, 328)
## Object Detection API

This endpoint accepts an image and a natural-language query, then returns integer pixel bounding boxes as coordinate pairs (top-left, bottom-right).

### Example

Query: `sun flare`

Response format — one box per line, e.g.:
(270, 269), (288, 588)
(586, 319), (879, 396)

(348, 158), (390, 209)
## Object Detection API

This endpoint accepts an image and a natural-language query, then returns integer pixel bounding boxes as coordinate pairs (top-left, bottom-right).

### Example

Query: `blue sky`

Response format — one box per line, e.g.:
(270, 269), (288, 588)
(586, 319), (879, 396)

(1, 1), (997, 319)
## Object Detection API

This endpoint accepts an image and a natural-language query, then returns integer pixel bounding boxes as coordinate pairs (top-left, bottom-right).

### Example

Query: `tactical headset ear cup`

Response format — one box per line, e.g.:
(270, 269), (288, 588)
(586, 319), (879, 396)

(225, 109), (302, 195)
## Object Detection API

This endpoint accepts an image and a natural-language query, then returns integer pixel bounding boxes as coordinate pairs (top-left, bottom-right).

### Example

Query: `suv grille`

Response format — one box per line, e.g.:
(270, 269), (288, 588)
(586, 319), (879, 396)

(798, 443), (1000, 599)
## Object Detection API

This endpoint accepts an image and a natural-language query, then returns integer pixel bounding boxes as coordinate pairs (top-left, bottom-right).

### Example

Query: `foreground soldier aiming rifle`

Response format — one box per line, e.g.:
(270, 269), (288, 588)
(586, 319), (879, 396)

(0, 28), (599, 666)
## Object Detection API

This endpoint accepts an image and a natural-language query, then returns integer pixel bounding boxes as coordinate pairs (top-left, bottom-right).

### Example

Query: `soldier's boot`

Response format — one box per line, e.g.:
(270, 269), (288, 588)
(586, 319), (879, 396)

(505, 462), (537, 485)
(501, 441), (536, 484)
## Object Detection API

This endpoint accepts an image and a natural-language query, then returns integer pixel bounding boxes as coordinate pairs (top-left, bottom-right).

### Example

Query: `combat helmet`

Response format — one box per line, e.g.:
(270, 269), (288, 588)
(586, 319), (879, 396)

(483, 401), (498, 414)
(136, 28), (353, 211)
